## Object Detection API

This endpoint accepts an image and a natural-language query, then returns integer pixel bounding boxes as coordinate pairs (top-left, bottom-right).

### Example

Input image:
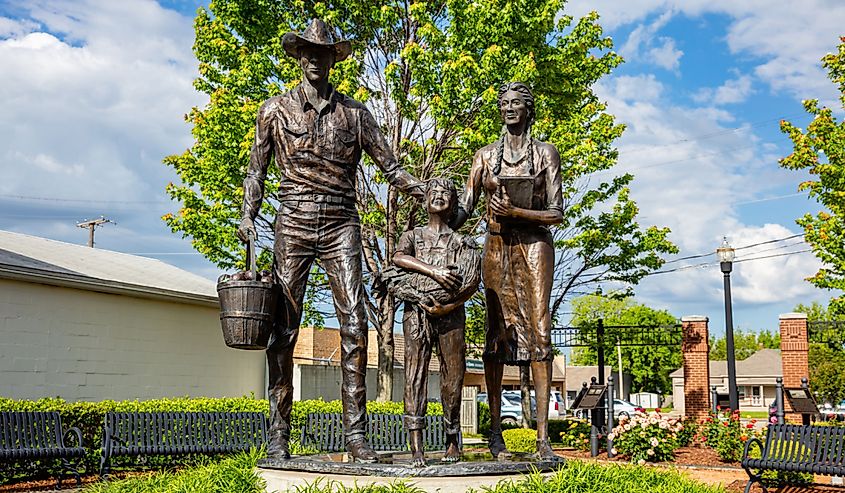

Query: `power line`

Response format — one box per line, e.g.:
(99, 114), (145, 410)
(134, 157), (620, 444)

(734, 191), (809, 206)
(662, 233), (805, 266)
(647, 247), (813, 277)
(0, 194), (165, 205)
(735, 233), (803, 250)
(735, 249), (813, 264)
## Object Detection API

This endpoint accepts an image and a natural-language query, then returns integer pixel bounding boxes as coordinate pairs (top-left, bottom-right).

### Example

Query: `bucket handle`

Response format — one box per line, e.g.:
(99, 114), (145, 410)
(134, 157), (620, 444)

(247, 230), (257, 280)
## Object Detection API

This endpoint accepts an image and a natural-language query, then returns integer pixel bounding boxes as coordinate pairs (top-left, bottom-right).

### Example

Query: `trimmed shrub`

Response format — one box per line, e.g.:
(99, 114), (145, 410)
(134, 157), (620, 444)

(502, 428), (537, 453)
(477, 401), (491, 437)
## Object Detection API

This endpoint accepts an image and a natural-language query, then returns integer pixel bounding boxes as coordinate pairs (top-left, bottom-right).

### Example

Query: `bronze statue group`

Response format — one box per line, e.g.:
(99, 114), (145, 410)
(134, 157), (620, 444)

(237, 19), (563, 465)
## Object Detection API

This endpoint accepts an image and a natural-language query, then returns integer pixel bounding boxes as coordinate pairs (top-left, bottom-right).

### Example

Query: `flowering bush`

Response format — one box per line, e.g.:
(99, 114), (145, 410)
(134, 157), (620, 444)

(609, 410), (683, 463)
(559, 418), (593, 451)
(695, 408), (758, 462)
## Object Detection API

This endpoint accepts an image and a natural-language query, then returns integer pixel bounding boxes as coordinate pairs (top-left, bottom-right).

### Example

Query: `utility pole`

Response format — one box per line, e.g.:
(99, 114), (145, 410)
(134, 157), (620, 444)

(77, 216), (113, 247)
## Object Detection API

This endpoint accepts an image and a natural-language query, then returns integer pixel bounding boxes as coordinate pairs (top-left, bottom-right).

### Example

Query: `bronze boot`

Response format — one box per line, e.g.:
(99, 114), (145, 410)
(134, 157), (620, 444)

(347, 438), (378, 463)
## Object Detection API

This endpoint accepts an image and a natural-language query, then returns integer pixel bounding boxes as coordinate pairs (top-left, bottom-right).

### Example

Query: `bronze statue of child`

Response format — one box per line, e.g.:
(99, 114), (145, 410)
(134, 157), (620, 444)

(384, 178), (481, 467)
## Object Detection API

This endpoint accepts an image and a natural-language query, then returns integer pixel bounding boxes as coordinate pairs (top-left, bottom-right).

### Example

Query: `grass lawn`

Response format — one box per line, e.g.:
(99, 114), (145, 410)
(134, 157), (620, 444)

(738, 411), (769, 419)
(80, 451), (727, 493)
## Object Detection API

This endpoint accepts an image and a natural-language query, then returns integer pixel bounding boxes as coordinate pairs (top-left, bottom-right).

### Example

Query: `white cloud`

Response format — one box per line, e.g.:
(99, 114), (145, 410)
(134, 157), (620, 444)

(647, 37), (682, 71)
(611, 74), (664, 102)
(619, 11), (682, 71)
(0, 16), (38, 37)
(0, 0), (217, 278)
(568, 0), (845, 105)
(590, 70), (824, 319)
(693, 73), (754, 105)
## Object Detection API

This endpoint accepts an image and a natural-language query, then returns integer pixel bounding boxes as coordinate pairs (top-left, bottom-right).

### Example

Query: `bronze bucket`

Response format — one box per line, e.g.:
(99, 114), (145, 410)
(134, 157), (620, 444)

(217, 234), (278, 350)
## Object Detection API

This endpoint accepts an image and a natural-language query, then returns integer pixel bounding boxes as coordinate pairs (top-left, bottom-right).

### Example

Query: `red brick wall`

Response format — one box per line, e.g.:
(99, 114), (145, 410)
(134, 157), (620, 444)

(682, 316), (710, 419)
(779, 313), (809, 422)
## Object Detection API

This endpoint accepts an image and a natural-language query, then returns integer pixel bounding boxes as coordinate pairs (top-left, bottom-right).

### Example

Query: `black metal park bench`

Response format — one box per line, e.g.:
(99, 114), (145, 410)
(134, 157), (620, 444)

(0, 411), (85, 487)
(741, 423), (845, 493)
(300, 413), (445, 453)
(99, 411), (267, 476)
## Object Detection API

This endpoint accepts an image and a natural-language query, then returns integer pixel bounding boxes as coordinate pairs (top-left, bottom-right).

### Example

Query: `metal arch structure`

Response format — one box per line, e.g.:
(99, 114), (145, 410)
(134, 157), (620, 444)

(550, 319), (683, 458)
(551, 321), (683, 349)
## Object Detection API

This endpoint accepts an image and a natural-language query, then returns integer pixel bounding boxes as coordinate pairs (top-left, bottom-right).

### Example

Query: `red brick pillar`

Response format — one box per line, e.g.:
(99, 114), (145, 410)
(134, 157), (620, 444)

(779, 312), (809, 422)
(682, 316), (710, 419)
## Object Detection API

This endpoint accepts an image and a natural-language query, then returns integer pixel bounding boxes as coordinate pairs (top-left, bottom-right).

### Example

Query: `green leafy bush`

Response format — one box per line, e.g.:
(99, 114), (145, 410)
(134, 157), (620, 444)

(675, 417), (697, 447)
(502, 428), (537, 453)
(558, 418), (592, 450)
(477, 401), (491, 436)
(696, 408), (759, 462)
(609, 410), (682, 463)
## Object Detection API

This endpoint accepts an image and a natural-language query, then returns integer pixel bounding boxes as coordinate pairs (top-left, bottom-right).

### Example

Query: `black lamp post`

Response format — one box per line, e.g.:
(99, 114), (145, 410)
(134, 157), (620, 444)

(717, 237), (739, 412)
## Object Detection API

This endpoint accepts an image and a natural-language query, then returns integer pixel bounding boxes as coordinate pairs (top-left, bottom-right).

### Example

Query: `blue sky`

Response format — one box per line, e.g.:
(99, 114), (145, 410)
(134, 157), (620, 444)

(0, 0), (842, 336)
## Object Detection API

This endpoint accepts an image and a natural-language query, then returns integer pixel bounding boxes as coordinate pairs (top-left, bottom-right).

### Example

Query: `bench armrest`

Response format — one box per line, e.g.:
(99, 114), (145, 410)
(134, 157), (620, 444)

(64, 427), (84, 448)
(742, 436), (764, 460)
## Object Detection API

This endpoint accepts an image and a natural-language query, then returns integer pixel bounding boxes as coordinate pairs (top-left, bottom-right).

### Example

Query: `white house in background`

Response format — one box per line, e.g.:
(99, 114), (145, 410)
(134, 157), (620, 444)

(670, 349), (782, 415)
(0, 230), (265, 401)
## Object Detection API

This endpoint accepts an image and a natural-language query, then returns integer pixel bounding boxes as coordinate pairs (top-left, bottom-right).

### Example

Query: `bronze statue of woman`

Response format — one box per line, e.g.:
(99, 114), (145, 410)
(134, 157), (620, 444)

(453, 82), (563, 460)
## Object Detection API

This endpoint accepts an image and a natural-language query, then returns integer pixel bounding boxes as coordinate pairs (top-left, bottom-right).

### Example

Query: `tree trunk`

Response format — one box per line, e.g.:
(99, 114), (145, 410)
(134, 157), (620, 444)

(520, 365), (531, 428)
(375, 187), (400, 401)
(376, 290), (395, 401)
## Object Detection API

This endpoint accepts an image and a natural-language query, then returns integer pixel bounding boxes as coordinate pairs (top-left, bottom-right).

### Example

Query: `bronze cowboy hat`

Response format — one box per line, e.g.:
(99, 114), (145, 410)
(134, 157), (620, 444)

(282, 19), (352, 62)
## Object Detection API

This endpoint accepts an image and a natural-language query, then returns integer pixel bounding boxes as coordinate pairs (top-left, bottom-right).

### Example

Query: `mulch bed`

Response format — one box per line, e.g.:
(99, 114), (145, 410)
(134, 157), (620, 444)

(552, 445), (741, 469)
(0, 471), (153, 492)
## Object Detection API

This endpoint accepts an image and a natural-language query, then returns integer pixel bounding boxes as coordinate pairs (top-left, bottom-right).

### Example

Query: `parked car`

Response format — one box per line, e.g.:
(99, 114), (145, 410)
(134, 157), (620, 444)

(477, 391), (529, 426)
(475, 390), (537, 426)
(613, 399), (645, 419)
(530, 390), (566, 419)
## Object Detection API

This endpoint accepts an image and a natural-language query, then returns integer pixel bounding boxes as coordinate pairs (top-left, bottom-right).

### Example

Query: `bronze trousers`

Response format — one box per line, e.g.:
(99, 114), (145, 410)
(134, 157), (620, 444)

(267, 199), (369, 445)
(402, 305), (465, 435)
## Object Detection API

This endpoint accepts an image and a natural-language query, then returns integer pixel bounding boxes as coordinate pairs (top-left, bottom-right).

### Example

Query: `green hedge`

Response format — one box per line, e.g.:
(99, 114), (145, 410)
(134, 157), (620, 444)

(0, 396), (442, 483)
(502, 428), (537, 453)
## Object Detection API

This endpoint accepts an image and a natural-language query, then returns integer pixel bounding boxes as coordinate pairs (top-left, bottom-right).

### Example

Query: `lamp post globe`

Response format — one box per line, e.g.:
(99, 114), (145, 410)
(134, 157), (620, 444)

(717, 237), (739, 412)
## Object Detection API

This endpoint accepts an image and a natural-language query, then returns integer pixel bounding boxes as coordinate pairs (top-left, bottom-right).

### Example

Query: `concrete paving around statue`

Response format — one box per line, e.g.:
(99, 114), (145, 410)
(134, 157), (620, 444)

(258, 468), (563, 493)
(258, 451), (565, 492)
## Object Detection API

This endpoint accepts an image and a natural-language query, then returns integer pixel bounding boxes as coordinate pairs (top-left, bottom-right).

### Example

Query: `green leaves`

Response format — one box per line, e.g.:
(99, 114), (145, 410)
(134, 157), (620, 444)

(780, 38), (845, 315)
(164, 0), (675, 328)
(570, 295), (681, 394)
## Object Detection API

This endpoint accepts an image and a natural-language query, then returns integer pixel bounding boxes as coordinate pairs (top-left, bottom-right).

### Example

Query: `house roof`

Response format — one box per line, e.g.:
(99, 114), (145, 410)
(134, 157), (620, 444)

(565, 365), (614, 391)
(669, 349), (782, 379)
(0, 230), (218, 306)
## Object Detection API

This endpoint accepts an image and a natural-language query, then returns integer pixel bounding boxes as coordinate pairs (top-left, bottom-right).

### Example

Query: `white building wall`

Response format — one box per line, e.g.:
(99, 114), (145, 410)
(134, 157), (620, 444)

(0, 279), (265, 401)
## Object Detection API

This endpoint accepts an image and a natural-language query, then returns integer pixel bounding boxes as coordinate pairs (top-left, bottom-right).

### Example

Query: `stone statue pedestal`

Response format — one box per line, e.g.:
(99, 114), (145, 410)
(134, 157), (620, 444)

(257, 452), (563, 492)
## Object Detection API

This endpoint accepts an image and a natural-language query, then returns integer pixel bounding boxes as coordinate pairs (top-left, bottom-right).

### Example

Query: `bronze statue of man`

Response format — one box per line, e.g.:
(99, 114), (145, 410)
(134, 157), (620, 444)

(237, 19), (424, 462)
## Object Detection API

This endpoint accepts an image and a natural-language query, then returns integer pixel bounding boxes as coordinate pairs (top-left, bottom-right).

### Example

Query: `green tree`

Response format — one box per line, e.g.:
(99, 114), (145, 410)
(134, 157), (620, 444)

(794, 301), (845, 404)
(570, 295), (681, 394)
(164, 0), (676, 399)
(780, 37), (845, 315)
(708, 329), (780, 361)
